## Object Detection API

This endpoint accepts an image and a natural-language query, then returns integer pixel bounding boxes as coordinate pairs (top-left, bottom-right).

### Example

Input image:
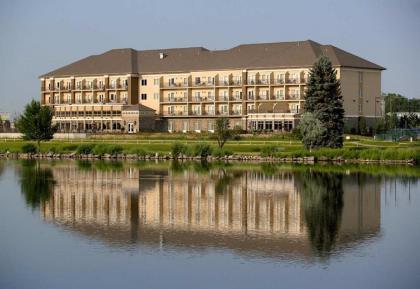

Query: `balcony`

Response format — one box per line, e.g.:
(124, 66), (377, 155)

(231, 110), (242, 115)
(161, 82), (188, 89)
(257, 79), (270, 85)
(274, 79), (285, 85)
(201, 96), (215, 102)
(191, 111), (202, 116)
(258, 95), (269, 100)
(165, 111), (187, 116)
(219, 96), (229, 101)
(165, 97), (187, 103)
(192, 81), (215, 87)
(286, 78), (299, 84)
(217, 79), (242, 86)
(288, 94), (300, 100)
(204, 111), (216, 116)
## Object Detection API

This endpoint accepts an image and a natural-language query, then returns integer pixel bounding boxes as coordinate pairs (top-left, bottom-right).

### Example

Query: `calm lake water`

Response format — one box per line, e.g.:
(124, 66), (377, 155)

(0, 160), (419, 289)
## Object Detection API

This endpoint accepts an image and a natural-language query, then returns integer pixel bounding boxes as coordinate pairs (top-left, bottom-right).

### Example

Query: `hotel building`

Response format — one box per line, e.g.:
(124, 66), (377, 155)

(39, 40), (385, 133)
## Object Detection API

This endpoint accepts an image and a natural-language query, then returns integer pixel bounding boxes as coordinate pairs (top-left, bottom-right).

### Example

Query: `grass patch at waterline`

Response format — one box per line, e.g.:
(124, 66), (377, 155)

(0, 139), (419, 162)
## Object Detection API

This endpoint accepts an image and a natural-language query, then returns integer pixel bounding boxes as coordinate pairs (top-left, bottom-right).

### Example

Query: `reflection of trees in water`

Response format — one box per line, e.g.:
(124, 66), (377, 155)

(19, 160), (56, 209)
(297, 171), (344, 257)
(0, 161), (5, 179)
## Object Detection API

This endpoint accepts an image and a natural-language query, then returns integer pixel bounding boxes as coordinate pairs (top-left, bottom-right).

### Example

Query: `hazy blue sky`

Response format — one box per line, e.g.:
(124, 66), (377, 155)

(0, 0), (419, 115)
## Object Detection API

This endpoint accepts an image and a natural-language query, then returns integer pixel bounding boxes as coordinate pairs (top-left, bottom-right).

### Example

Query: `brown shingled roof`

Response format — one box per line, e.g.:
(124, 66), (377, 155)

(40, 40), (385, 78)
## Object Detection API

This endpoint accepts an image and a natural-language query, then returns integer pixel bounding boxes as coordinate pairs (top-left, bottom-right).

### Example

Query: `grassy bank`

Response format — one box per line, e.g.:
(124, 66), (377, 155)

(0, 137), (419, 162)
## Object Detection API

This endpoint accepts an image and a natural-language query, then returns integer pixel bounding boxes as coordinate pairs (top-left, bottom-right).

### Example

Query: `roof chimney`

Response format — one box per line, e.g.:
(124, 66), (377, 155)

(159, 52), (165, 59)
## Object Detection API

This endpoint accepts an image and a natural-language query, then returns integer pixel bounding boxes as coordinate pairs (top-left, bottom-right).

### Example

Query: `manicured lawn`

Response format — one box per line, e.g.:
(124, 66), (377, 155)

(0, 134), (418, 160)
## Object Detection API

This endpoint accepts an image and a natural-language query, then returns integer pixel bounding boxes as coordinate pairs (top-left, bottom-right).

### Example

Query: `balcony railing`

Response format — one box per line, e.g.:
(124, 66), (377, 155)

(257, 79), (270, 85)
(258, 95), (269, 100)
(289, 94), (300, 99)
(165, 97), (187, 102)
(218, 110), (229, 116)
(193, 81), (215, 87)
(286, 78), (299, 84)
(162, 82), (189, 88)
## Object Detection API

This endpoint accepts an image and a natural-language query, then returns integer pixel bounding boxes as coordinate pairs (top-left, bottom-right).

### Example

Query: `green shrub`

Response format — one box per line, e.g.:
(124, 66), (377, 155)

(62, 144), (78, 152)
(92, 144), (123, 156)
(107, 145), (123, 155)
(76, 143), (95, 155)
(21, 143), (38, 153)
(260, 145), (282, 157)
(48, 146), (57, 153)
(171, 142), (187, 159)
(193, 143), (212, 158)
(129, 147), (148, 157)
(212, 147), (233, 157)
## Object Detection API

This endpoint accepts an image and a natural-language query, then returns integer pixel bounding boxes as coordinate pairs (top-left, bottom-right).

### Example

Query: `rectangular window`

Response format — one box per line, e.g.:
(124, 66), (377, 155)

(154, 93), (160, 100)
(141, 93), (147, 100)
(141, 79), (147, 86)
(154, 78), (160, 85)
(195, 77), (201, 85)
(208, 121), (214, 131)
(183, 121), (188, 131)
(194, 91), (201, 101)
(195, 122), (201, 131)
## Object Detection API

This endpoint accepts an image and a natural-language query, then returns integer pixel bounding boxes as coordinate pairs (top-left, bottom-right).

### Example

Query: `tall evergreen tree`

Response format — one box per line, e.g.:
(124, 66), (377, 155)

(16, 100), (57, 150)
(304, 56), (344, 148)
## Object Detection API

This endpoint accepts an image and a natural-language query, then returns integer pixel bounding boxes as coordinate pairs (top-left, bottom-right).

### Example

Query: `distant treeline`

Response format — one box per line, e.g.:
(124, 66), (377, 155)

(383, 93), (420, 113)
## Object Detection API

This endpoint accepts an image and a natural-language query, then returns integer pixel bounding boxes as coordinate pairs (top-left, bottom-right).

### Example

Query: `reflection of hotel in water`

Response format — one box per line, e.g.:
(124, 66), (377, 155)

(40, 164), (381, 257)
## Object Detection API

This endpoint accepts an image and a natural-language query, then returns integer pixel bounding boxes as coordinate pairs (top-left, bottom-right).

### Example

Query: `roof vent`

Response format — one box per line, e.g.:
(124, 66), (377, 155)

(159, 52), (166, 59)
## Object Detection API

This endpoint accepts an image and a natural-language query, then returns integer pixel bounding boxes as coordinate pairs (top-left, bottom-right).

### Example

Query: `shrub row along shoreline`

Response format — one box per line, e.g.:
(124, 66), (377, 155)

(0, 142), (418, 165)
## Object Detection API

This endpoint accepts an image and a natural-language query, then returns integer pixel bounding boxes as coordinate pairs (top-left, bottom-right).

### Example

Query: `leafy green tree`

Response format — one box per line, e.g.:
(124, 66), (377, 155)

(298, 112), (327, 151)
(215, 117), (236, 148)
(304, 56), (344, 148)
(16, 100), (57, 150)
(383, 93), (420, 113)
